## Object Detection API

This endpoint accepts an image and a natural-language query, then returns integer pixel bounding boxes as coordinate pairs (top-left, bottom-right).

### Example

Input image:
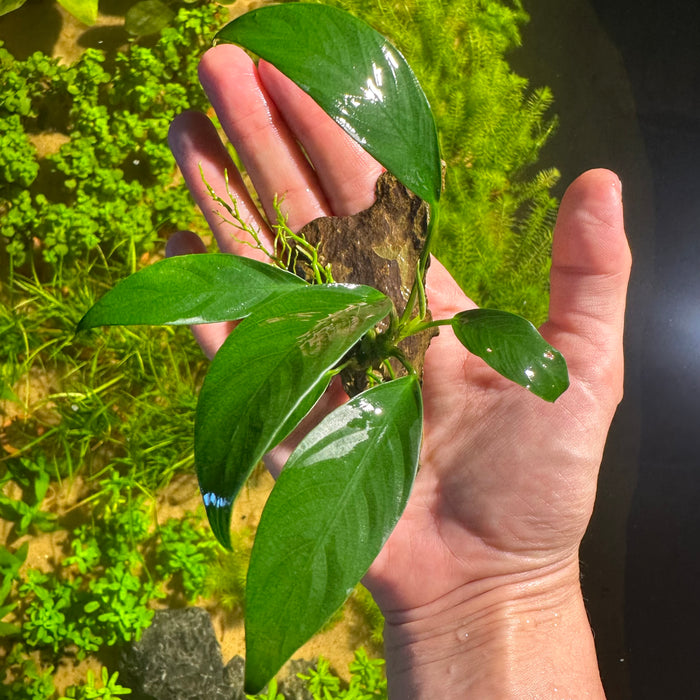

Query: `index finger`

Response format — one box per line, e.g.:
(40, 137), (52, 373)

(257, 59), (384, 216)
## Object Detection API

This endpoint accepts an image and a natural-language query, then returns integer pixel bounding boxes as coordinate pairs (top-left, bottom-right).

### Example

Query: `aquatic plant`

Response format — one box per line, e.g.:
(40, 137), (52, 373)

(77, 4), (568, 692)
(0, 0), (98, 26)
(0, 3), (222, 269)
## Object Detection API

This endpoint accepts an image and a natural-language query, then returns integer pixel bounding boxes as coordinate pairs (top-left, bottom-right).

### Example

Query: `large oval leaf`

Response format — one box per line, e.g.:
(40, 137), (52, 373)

(452, 308), (569, 402)
(125, 0), (175, 37)
(244, 375), (423, 693)
(217, 4), (441, 205)
(196, 284), (393, 549)
(77, 254), (306, 331)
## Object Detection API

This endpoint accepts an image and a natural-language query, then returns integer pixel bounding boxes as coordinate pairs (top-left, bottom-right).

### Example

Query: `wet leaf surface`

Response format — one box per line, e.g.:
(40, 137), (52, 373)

(452, 308), (569, 402)
(77, 254), (306, 331)
(217, 3), (441, 204)
(244, 376), (423, 692)
(195, 284), (392, 549)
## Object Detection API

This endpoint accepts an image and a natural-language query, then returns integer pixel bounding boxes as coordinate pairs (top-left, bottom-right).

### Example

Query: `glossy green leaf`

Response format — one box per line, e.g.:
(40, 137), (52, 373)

(217, 4), (441, 205)
(56, 0), (98, 25)
(452, 308), (569, 402)
(244, 376), (423, 692)
(196, 284), (393, 549)
(77, 254), (306, 332)
(268, 370), (333, 449)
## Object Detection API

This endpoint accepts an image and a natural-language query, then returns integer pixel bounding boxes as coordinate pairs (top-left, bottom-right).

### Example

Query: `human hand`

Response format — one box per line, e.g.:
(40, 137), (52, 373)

(168, 44), (630, 697)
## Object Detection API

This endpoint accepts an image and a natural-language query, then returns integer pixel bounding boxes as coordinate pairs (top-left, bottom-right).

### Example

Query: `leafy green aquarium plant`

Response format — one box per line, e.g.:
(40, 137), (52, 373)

(77, 3), (568, 693)
(0, 0), (190, 35)
(1, 0), (98, 27)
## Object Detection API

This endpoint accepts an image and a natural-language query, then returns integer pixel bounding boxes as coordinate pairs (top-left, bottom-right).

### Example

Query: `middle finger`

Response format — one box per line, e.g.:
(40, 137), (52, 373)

(198, 44), (331, 231)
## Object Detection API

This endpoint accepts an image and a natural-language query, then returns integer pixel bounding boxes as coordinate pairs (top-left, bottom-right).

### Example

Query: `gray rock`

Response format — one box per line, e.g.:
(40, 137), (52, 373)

(119, 607), (316, 700)
(277, 659), (316, 700)
(118, 607), (231, 700)
(223, 655), (246, 700)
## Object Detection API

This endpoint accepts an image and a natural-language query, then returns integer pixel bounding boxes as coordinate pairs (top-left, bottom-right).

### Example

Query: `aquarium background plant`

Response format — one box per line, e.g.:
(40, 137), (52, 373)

(0, 0), (559, 696)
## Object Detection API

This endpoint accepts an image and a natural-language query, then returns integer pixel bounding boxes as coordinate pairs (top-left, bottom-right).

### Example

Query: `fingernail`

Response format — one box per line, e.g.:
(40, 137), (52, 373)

(613, 175), (623, 204)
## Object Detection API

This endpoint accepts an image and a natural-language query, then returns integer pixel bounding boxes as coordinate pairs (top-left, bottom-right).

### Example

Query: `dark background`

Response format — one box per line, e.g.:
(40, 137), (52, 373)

(516, 1), (700, 696)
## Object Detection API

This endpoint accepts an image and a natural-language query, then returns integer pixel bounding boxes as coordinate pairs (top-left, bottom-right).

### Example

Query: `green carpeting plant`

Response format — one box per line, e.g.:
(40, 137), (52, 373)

(296, 650), (387, 700)
(77, 4), (568, 692)
(155, 510), (219, 601)
(0, 454), (57, 536)
(59, 668), (132, 700)
(0, 2), (222, 272)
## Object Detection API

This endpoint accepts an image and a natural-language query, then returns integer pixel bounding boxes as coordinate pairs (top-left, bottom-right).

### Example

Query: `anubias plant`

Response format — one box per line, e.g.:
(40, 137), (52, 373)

(77, 4), (568, 693)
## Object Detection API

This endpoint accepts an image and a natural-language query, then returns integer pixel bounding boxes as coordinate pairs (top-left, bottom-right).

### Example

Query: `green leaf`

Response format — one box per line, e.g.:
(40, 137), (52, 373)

(125, 0), (175, 36)
(268, 371), (333, 449)
(0, 542), (27, 606)
(452, 308), (569, 402)
(77, 254), (306, 332)
(244, 375), (423, 693)
(0, 0), (27, 17)
(0, 621), (21, 636)
(196, 284), (393, 549)
(56, 0), (98, 25)
(217, 4), (441, 205)
(0, 380), (20, 403)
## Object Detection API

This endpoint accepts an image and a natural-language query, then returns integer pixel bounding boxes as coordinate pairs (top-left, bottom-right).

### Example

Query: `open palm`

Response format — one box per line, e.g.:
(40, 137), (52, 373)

(168, 44), (630, 632)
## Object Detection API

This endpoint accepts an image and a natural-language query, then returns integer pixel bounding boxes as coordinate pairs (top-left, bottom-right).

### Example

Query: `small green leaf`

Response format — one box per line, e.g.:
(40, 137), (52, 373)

(217, 4), (441, 205)
(196, 284), (393, 549)
(77, 254), (306, 332)
(0, 380), (19, 403)
(0, 621), (21, 636)
(244, 376), (423, 692)
(125, 0), (175, 36)
(452, 308), (569, 402)
(56, 0), (98, 25)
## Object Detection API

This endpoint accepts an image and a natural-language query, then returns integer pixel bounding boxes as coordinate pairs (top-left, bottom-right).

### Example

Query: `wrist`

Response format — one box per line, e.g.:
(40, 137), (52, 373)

(381, 558), (605, 699)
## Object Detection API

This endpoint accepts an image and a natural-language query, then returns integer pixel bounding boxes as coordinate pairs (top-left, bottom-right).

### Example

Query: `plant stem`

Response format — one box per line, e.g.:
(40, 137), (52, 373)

(399, 202), (439, 326)
(397, 316), (453, 342)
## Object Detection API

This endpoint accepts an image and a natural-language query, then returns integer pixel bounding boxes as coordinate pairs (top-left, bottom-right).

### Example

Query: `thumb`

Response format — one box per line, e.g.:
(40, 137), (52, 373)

(543, 169), (632, 413)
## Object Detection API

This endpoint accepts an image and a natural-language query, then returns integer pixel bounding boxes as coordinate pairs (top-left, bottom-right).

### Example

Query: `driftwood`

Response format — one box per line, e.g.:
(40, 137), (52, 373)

(294, 171), (437, 396)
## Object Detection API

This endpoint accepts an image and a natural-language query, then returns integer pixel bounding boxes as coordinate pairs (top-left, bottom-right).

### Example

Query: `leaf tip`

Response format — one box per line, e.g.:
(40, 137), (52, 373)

(202, 492), (234, 551)
(75, 313), (91, 334)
